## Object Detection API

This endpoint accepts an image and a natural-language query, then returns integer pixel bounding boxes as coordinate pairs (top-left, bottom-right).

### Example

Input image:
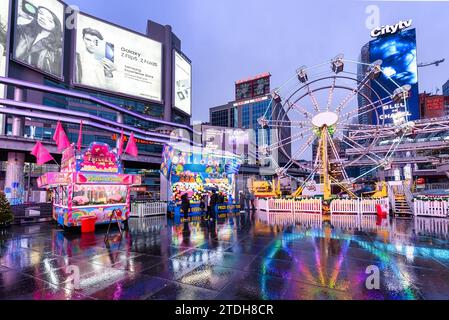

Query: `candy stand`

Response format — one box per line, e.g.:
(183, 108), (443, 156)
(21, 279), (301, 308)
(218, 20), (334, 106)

(38, 143), (141, 228)
(161, 144), (242, 218)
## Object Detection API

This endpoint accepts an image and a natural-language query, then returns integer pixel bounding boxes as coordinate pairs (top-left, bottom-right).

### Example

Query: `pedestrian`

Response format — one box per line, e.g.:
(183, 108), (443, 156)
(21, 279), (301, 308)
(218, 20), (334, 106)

(181, 193), (190, 220)
(210, 190), (218, 221)
(244, 189), (250, 211)
(200, 195), (207, 218)
(250, 190), (256, 211)
(239, 191), (246, 212)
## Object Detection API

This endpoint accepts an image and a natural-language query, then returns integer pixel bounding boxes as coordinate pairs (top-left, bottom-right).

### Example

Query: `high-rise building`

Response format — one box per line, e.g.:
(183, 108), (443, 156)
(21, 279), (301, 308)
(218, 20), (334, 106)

(210, 73), (291, 168)
(443, 80), (449, 97)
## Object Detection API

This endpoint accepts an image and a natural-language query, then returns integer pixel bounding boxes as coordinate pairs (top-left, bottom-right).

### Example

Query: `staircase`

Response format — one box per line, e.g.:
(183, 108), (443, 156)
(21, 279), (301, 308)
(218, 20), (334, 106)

(393, 193), (413, 218)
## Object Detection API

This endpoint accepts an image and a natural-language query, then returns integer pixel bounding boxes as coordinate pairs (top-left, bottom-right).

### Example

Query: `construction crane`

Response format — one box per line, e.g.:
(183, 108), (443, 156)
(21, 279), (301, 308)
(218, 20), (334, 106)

(418, 59), (445, 68)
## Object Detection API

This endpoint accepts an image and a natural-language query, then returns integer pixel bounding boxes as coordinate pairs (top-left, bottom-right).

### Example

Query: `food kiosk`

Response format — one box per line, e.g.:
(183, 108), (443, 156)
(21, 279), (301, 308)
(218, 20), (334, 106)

(38, 143), (141, 228)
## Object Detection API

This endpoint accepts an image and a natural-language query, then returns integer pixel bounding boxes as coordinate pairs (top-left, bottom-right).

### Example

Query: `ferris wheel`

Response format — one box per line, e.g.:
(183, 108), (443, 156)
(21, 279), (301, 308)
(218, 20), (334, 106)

(259, 55), (414, 200)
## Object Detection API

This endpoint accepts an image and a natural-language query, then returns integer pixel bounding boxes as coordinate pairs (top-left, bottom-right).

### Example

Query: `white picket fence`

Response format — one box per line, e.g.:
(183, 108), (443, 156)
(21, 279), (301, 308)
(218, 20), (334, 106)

(414, 217), (449, 237)
(130, 202), (167, 218)
(413, 199), (449, 218)
(258, 198), (322, 214)
(330, 198), (389, 216)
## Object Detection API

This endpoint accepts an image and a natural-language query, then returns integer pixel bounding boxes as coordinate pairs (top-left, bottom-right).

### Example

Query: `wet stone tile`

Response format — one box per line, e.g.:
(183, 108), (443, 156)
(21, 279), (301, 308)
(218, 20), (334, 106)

(215, 272), (287, 300)
(208, 252), (257, 271)
(177, 264), (243, 291)
(89, 274), (171, 300)
(142, 258), (202, 281)
(35, 261), (103, 285)
(89, 251), (142, 268)
(56, 268), (130, 297)
(0, 277), (64, 300)
(0, 269), (33, 287)
(110, 254), (164, 273)
(147, 281), (218, 300)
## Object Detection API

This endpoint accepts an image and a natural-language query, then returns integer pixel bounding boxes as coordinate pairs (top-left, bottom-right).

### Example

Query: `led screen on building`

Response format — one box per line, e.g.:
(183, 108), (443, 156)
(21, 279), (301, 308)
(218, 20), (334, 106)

(12, 0), (64, 79)
(174, 51), (192, 115)
(74, 13), (162, 102)
(235, 74), (270, 101)
(369, 28), (420, 124)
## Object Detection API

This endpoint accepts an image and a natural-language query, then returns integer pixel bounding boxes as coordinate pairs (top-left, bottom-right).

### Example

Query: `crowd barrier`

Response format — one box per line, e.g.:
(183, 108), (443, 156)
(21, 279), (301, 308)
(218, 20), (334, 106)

(130, 201), (168, 218)
(413, 199), (449, 218)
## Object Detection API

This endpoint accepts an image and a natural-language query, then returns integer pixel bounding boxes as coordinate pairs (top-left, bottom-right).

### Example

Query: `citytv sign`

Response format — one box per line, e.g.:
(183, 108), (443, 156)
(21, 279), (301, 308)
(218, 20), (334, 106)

(370, 19), (412, 38)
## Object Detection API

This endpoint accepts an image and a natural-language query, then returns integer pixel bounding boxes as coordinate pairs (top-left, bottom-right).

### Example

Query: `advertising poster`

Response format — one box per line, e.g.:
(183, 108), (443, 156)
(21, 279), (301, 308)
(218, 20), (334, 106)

(0, 0), (9, 135)
(75, 13), (162, 102)
(369, 28), (420, 125)
(13, 0), (64, 78)
(174, 51), (192, 115)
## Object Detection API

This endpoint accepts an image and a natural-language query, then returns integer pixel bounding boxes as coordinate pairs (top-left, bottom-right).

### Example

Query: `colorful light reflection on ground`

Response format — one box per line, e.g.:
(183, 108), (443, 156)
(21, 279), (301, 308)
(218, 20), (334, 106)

(1, 212), (449, 300)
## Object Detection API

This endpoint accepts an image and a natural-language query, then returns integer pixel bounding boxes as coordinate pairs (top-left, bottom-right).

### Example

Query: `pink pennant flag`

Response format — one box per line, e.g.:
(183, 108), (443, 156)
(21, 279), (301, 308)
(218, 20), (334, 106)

(31, 141), (55, 165)
(124, 132), (138, 157)
(77, 120), (83, 152)
(118, 129), (124, 156)
(53, 121), (71, 152)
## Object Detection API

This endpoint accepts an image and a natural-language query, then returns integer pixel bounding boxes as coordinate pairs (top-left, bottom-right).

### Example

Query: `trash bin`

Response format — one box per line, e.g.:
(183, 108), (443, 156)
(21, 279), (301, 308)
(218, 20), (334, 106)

(80, 216), (97, 233)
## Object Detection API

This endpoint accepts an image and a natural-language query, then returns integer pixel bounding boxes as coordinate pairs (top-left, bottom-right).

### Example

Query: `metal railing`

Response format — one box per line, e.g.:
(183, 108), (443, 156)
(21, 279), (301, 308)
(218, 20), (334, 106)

(130, 201), (168, 218)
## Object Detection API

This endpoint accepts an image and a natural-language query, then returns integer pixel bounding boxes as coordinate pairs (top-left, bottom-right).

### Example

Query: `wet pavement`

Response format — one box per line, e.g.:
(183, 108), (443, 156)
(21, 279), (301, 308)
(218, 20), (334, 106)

(1, 211), (449, 300)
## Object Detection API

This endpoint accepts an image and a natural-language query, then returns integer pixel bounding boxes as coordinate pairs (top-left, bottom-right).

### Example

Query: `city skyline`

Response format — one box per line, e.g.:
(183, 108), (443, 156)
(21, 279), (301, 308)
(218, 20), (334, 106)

(68, 0), (449, 123)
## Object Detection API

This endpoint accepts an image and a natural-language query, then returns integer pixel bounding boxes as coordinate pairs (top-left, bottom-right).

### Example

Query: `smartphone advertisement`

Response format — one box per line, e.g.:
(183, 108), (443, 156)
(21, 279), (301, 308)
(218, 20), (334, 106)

(13, 0), (64, 79)
(174, 50), (192, 115)
(74, 13), (162, 103)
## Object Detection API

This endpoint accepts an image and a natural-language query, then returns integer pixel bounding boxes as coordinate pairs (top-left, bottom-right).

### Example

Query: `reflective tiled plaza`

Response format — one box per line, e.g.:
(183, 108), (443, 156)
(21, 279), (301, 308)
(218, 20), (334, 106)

(1, 211), (449, 300)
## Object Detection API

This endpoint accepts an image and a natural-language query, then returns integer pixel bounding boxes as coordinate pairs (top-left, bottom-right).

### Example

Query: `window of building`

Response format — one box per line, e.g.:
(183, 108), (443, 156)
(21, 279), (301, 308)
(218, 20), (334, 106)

(211, 109), (229, 127)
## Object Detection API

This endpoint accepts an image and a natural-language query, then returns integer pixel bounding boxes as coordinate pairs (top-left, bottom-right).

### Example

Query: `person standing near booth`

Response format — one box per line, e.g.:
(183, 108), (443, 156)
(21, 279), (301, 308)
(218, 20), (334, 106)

(210, 190), (218, 221)
(181, 193), (190, 220)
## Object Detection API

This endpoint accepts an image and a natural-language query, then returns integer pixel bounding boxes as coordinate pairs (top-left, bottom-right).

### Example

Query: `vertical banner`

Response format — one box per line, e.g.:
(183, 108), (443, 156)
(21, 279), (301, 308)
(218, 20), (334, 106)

(0, 0), (10, 135)
(174, 51), (192, 115)
(12, 0), (65, 78)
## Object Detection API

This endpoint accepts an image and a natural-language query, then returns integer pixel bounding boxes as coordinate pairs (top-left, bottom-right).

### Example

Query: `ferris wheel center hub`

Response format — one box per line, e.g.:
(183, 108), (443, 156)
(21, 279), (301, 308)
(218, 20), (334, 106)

(312, 111), (339, 128)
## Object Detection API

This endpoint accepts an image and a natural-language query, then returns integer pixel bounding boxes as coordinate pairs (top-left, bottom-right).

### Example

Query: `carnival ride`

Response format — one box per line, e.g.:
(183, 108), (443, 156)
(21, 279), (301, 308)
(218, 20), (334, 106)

(259, 55), (414, 201)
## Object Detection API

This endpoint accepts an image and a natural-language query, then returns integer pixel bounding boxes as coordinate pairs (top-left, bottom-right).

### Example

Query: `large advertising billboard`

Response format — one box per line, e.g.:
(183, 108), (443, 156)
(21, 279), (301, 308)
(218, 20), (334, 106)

(74, 13), (162, 102)
(174, 50), (192, 115)
(12, 0), (64, 79)
(369, 28), (420, 125)
(1, 0), (10, 89)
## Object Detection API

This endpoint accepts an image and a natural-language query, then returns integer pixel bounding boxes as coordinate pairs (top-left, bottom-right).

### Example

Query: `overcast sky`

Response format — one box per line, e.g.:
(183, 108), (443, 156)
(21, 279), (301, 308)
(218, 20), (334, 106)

(69, 0), (449, 123)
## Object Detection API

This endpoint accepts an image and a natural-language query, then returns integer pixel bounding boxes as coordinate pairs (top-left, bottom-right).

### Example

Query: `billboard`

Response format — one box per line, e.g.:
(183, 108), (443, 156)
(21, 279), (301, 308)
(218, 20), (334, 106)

(174, 50), (192, 115)
(369, 28), (419, 125)
(74, 13), (162, 102)
(12, 0), (64, 79)
(1, 0), (10, 94)
(235, 73), (270, 101)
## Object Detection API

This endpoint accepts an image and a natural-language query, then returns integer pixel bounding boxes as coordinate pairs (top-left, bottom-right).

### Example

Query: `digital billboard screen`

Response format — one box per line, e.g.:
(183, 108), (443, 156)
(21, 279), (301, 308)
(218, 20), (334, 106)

(235, 74), (271, 101)
(174, 51), (192, 115)
(12, 0), (64, 79)
(74, 13), (162, 102)
(369, 28), (419, 125)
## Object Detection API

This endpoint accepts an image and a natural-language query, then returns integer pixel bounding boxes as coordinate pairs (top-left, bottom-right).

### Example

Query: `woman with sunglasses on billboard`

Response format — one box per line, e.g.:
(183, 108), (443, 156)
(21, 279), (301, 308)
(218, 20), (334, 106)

(14, 5), (63, 77)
